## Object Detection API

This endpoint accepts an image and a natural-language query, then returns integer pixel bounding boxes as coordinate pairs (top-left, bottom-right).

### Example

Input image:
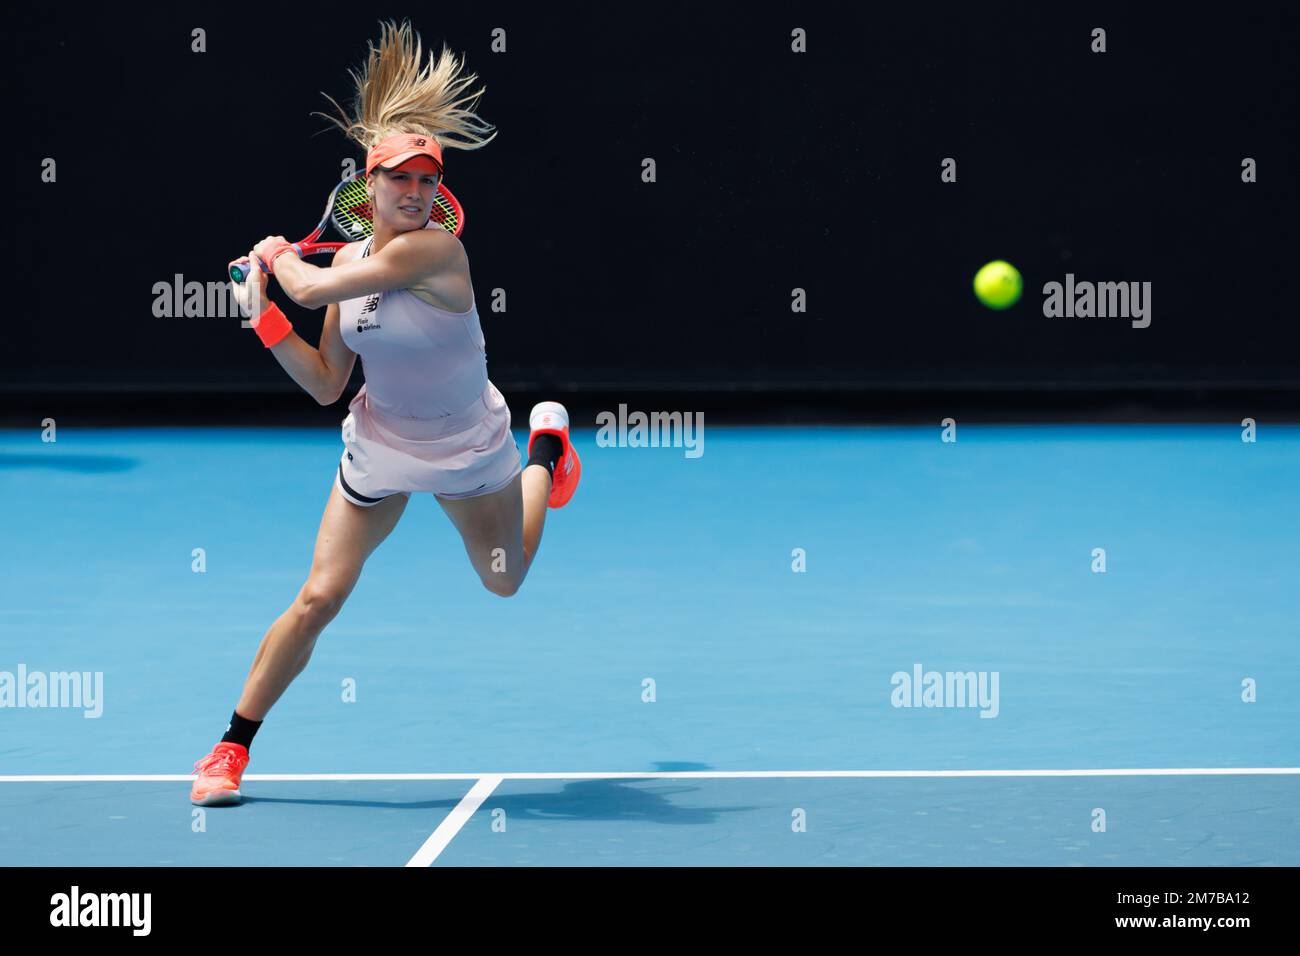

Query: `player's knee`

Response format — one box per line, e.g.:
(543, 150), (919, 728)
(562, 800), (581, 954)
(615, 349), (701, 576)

(482, 574), (521, 598)
(297, 579), (349, 623)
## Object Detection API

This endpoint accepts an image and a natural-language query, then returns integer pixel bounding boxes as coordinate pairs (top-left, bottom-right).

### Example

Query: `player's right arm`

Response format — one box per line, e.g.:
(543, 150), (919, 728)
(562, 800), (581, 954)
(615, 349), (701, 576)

(314, 297), (358, 405)
(231, 244), (359, 405)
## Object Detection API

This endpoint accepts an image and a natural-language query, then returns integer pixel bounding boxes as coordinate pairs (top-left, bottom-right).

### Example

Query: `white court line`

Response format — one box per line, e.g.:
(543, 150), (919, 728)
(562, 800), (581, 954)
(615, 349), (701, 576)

(405, 775), (502, 868)
(1, 767), (1300, 783)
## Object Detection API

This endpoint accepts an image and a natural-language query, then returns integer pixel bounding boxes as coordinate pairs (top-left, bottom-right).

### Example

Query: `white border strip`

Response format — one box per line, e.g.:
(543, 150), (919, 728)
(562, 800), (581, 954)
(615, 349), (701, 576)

(405, 775), (502, 868)
(1, 768), (1299, 783)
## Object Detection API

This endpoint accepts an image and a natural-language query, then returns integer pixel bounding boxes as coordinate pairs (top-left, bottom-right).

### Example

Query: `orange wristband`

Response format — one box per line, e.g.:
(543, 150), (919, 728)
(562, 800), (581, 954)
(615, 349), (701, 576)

(251, 301), (293, 348)
(260, 239), (297, 273)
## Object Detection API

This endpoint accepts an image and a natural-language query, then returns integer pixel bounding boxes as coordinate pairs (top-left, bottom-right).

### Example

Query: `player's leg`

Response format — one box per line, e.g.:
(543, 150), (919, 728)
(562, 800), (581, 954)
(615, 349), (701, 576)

(191, 483), (409, 805)
(436, 466), (550, 597)
(235, 483), (410, 719)
(437, 401), (581, 597)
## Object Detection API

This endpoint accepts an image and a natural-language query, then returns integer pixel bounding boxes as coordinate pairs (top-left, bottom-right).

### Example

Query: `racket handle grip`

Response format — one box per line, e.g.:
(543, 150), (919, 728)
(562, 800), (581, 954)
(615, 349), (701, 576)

(229, 258), (262, 284)
(229, 245), (304, 283)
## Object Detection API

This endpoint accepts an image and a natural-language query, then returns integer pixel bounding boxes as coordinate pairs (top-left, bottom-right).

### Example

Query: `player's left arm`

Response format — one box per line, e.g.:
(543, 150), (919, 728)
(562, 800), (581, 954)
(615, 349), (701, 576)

(256, 230), (463, 310)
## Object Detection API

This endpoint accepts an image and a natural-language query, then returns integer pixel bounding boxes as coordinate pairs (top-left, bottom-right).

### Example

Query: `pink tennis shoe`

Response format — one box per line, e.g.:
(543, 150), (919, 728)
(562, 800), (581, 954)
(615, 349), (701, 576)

(191, 742), (250, 806)
(528, 402), (581, 509)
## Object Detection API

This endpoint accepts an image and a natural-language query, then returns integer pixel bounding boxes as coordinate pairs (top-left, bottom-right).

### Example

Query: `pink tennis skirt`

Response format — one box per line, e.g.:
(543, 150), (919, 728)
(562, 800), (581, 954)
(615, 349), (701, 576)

(335, 382), (522, 507)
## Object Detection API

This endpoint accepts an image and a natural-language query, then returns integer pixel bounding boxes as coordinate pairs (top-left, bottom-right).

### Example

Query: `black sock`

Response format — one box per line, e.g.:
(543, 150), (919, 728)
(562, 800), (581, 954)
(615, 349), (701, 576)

(526, 433), (563, 477)
(221, 710), (263, 750)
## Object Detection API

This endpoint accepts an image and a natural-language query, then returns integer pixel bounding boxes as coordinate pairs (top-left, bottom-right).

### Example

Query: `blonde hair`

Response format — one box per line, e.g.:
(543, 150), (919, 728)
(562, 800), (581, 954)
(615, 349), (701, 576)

(318, 20), (497, 162)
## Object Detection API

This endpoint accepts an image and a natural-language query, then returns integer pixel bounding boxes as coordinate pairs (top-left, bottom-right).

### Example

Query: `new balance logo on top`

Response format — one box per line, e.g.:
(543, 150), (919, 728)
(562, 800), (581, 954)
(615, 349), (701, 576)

(356, 294), (382, 334)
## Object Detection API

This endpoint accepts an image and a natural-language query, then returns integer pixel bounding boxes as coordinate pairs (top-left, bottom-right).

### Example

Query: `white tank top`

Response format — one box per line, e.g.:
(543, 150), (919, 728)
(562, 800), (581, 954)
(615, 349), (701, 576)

(339, 237), (490, 423)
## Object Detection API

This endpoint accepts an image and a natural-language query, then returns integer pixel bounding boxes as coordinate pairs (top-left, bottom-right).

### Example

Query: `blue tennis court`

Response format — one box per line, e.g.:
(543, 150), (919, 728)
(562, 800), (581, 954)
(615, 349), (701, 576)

(2, 423), (1298, 865)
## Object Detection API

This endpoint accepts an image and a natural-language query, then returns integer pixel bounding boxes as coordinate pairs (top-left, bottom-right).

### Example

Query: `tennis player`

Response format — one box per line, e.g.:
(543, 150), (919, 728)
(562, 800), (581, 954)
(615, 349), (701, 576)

(191, 22), (579, 806)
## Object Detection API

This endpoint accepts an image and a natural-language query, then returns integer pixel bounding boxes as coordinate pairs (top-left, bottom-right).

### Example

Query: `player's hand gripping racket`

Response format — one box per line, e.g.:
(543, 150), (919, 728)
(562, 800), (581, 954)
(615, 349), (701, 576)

(229, 175), (465, 283)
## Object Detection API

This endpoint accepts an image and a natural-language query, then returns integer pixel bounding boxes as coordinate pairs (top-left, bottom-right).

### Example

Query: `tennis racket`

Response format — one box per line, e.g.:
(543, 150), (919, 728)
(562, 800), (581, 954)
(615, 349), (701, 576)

(228, 174), (465, 283)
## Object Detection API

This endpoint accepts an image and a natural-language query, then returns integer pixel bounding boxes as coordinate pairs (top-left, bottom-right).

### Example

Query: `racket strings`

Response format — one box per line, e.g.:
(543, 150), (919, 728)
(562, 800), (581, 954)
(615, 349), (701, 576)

(430, 194), (458, 233)
(331, 180), (374, 240)
(329, 176), (460, 239)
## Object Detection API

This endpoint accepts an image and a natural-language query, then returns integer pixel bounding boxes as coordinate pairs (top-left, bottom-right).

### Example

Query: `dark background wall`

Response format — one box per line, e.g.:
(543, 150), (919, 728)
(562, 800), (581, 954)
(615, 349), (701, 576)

(5, 4), (1297, 419)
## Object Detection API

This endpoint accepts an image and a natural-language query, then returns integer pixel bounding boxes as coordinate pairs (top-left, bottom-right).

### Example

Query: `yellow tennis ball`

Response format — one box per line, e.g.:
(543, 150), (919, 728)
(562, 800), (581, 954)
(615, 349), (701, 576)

(973, 260), (1023, 310)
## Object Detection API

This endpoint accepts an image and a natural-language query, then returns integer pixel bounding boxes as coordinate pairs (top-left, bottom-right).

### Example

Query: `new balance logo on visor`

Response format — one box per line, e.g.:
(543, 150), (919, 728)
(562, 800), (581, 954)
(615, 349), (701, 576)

(415, 138), (427, 146)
